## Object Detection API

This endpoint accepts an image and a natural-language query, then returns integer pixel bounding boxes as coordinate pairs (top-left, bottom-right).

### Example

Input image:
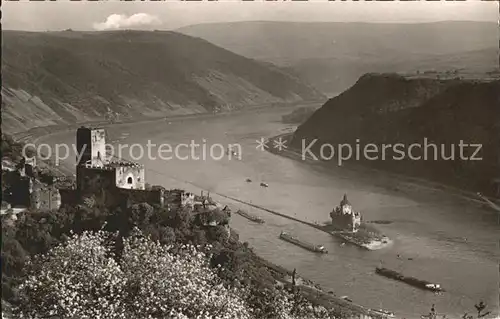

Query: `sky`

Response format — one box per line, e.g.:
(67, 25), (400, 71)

(2, 0), (498, 31)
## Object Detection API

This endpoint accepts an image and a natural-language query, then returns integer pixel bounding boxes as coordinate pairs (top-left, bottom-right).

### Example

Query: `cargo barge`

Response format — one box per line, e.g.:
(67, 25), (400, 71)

(235, 209), (265, 224)
(370, 308), (395, 318)
(279, 231), (328, 254)
(375, 267), (444, 292)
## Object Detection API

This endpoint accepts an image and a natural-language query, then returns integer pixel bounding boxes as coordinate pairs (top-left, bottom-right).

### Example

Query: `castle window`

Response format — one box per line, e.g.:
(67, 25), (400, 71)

(127, 177), (133, 184)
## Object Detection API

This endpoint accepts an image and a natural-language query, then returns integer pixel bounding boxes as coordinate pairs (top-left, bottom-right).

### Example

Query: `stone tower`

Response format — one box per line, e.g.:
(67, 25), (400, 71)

(340, 194), (352, 214)
(76, 127), (106, 167)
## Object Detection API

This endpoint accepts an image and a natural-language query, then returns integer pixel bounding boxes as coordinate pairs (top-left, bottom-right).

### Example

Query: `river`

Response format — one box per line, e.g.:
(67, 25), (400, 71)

(39, 106), (499, 319)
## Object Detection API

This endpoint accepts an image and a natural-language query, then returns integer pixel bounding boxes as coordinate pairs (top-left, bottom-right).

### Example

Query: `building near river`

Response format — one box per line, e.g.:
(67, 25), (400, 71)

(63, 126), (164, 207)
(330, 194), (362, 233)
(76, 127), (146, 191)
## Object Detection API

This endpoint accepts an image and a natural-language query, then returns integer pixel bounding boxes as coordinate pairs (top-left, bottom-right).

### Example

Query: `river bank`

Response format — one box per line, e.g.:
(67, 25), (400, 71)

(5, 105), (396, 319)
(15, 107), (498, 319)
(11, 100), (324, 143)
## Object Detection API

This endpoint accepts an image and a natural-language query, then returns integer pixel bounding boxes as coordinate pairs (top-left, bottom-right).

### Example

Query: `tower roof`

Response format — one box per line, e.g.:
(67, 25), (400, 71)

(340, 193), (351, 207)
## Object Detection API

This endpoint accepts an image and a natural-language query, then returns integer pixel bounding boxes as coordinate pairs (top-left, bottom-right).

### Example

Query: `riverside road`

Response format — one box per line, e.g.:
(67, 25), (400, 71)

(33, 106), (499, 319)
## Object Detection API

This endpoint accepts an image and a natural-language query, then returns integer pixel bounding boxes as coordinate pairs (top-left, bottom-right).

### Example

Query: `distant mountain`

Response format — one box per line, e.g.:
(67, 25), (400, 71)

(177, 21), (498, 95)
(1, 30), (324, 134)
(291, 73), (500, 195)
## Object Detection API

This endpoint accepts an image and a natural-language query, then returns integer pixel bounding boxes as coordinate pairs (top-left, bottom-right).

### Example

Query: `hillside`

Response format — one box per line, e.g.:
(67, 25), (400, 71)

(281, 106), (318, 124)
(291, 73), (500, 196)
(177, 21), (498, 95)
(1, 30), (324, 134)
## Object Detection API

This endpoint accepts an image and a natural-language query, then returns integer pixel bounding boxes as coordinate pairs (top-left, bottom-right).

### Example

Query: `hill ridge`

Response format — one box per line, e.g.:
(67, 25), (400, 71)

(1, 30), (324, 134)
(176, 21), (498, 95)
(292, 73), (500, 196)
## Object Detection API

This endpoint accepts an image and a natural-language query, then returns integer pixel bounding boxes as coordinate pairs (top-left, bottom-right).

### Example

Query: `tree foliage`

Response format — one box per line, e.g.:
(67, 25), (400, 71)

(15, 230), (336, 319)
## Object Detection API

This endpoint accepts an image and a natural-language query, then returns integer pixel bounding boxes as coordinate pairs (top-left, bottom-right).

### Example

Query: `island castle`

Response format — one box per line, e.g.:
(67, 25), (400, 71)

(330, 194), (362, 232)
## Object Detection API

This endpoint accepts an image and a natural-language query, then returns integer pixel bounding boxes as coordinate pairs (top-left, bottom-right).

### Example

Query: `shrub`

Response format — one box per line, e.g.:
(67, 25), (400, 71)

(15, 230), (251, 318)
(14, 230), (338, 319)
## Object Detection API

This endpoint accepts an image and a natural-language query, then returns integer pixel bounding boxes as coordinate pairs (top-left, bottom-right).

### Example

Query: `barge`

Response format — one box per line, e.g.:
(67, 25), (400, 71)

(279, 231), (328, 254)
(370, 309), (395, 318)
(375, 267), (444, 292)
(235, 209), (265, 224)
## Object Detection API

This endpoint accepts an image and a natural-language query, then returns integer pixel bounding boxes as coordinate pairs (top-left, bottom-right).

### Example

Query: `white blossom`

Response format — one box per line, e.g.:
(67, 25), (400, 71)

(16, 230), (337, 319)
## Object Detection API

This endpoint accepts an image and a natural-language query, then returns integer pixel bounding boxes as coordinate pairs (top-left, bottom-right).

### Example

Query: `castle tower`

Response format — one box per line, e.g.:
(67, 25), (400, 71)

(340, 194), (352, 215)
(76, 127), (107, 167)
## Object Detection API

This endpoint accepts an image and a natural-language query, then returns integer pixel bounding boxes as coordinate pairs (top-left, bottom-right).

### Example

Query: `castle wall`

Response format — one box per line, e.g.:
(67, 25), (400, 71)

(71, 127), (161, 208)
(330, 210), (361, 232)
(62, 182), (163, 208)
(59, 188), (79, 206)
(181, 192), (195, 208)
(30, 186), (61, 211)
(117, 188), (164, 207)
(10, 175), (32, 207)
(115, 165), (145, 190)
(76, 166), (116, 193)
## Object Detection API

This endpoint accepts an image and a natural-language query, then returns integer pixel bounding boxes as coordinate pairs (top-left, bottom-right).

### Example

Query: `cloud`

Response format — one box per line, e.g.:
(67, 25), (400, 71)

(93, 13), (161, 31)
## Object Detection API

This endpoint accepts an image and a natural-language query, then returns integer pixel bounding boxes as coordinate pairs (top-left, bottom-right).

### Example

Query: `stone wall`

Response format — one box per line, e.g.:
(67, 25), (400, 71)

(30, 185), (61, 210)
(59, 188), (79, 206)
(115, 164), (145, 190)
(118, 188), (164, 207)
(60, 186), (164, 208)
(10, 174), (32, 207)
(76, 166), (116, 193)
(330, 210), (360, 232)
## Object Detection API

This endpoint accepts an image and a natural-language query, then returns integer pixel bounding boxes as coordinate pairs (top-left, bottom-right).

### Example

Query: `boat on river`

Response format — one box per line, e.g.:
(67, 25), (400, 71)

(279, 231), (328, 254)
(235, 209), (265, 224)
(370, 308), (395, 318)
(375, 267), (444, 292)
(226, 146), (240, 158)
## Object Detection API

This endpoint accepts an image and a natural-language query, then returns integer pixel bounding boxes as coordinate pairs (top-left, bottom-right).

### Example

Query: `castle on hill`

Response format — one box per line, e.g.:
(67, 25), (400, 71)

(60, 126), (164, 208)
(3, 127), (231, 237)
